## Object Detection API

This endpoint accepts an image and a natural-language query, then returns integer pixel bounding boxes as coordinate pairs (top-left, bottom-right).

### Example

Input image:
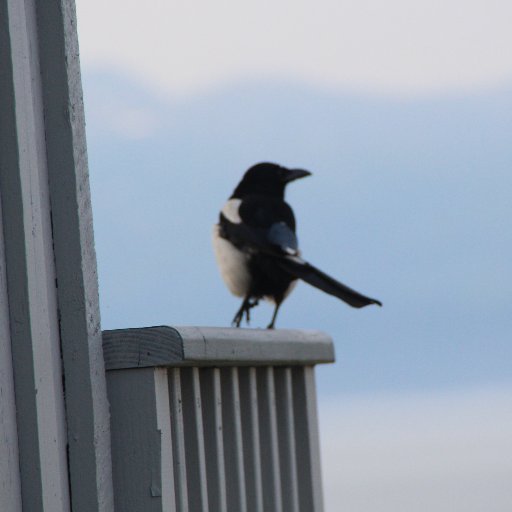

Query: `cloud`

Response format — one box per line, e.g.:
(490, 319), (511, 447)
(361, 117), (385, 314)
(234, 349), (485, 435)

(319, 386), (512, 511)
(76, 0), (512, 97)
(83, 92), (160, 140)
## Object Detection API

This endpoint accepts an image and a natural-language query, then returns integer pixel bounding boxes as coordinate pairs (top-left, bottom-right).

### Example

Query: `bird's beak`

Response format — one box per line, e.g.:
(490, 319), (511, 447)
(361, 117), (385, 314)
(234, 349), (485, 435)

(281, 168), (312, 184)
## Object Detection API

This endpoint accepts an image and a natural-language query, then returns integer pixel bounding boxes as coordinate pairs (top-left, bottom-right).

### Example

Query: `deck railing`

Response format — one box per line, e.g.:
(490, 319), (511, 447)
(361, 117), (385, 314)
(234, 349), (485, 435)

(103, 326), (335, 512)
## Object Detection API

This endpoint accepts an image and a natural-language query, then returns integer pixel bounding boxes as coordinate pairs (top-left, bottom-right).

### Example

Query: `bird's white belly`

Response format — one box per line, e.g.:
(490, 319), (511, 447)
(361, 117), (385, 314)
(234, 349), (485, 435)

(212, 225), (251, 297)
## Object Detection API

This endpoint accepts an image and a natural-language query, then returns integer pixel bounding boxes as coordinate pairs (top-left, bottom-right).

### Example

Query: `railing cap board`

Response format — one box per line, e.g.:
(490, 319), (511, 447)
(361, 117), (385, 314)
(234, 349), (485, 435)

(103, 326), (335, 370)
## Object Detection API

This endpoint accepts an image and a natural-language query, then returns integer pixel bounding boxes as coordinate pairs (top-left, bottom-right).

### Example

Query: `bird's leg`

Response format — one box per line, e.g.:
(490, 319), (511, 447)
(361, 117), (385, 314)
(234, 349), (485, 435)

(232, 297), (250, 327)
(266, 301), (282, 329)
(232, 297), (259, 327)
(244, 298), (259, 324)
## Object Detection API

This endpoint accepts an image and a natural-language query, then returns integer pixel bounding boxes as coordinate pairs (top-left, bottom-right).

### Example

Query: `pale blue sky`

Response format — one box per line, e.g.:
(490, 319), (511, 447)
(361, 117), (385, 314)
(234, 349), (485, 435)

(76, 2), (512, 509)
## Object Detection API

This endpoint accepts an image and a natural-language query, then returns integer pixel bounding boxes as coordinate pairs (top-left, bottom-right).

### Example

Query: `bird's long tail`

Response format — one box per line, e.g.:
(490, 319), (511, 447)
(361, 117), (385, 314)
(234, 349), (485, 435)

(278, 256), (382, 308)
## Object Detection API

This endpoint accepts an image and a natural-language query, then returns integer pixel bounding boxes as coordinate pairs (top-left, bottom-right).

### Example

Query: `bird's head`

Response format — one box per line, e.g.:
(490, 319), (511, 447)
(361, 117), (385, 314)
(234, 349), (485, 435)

(232, 162), (311, 198)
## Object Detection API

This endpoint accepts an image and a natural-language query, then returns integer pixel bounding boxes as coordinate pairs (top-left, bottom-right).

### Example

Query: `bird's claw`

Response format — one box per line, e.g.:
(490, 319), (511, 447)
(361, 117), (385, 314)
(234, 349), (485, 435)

(232, 298), (259, 328)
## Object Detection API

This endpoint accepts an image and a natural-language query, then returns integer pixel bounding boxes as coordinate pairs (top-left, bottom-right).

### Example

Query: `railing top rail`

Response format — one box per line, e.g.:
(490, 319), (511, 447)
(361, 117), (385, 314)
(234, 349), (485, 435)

(103, 326), (335, 370)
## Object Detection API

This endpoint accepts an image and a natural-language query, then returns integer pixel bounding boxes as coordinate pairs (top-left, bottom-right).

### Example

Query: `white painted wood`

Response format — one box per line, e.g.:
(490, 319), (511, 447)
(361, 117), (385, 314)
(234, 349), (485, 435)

(0, 190), (22, 511)
(0, 0), (71, 509)
(107, 368), (171, 512)
(177, 327), (334, 366)
(238, 367), (264, 512)
(180, 368), (209, 512)
(103, 326), (335, 369)
(221, 368), (248, 512)
(35, 1), (114, 509)
(293, 367), (324, 512)
(169, 369), (189, 512)
(154, 369), (177, 512)
(274, 368), (300, 512)
(103, 326), (332, 512)
(257, 367), (283, 512)
(105, 362), (328, 512)
(0, 0), (113, 510)
(200, 369), (228, 511)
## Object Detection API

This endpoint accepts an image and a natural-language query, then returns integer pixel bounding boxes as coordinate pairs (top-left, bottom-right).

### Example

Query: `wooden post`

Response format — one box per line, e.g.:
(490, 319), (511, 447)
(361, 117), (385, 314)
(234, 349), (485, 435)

(103, 326), (334, 512)
(0, 1), (113, 511)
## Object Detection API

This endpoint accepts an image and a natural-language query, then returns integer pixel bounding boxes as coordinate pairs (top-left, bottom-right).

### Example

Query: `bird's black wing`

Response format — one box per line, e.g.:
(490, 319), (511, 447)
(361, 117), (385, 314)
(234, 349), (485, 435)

(220, 195), (382, 308)
(220, 195), (299, 257)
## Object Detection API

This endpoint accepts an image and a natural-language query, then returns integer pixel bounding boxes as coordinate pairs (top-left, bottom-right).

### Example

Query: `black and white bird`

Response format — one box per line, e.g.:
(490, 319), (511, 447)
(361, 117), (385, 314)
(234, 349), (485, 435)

(213, 162), (382, 329)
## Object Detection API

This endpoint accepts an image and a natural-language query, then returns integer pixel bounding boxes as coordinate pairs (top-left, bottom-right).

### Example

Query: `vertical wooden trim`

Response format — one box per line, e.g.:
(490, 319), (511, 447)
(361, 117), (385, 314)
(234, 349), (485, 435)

(238, 367), (264, 512)
(200, 368), (228, 511)
(34, 1), (113, 509)
(293, 367), (324, 512)
(154, 369), (177, 512)
(221, 367), (248, 512)
(0, 185), (22, 511)
(0, 0), (113, 510)
(0, 1), (71, 510)
(257, 367), (283, 512)
(274, 368), (300, 512)
(168, 368), (189, 512)
(180, 368), (209, 512)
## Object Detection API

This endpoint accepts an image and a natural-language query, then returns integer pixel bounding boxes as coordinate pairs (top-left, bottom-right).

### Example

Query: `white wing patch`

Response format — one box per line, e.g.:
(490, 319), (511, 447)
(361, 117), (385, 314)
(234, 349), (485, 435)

(285, 254), (306, 265)
(221, 198), (242, 224)
(284, 247), (299, 256)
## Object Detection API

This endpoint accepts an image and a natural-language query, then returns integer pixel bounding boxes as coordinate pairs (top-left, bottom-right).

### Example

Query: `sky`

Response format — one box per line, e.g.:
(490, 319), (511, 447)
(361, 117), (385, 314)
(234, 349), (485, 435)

(75, 1), (512, 510)
(76, 0), (512, 97)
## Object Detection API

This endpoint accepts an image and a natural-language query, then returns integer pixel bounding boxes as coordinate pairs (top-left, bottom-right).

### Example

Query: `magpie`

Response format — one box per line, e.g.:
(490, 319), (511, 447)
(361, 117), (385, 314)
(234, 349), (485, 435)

(213, 162), (382, 329)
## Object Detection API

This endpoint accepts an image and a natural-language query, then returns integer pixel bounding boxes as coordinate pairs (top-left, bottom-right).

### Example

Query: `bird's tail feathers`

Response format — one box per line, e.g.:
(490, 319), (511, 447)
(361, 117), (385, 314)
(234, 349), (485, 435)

(278, 256), (382, 308)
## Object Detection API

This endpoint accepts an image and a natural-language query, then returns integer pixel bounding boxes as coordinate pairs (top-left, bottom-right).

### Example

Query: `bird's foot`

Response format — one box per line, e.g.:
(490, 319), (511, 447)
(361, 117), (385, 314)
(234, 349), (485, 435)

(231, 314), (243, 328)
(244, 298), (259, 324)
(232, 298), (259, 328)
